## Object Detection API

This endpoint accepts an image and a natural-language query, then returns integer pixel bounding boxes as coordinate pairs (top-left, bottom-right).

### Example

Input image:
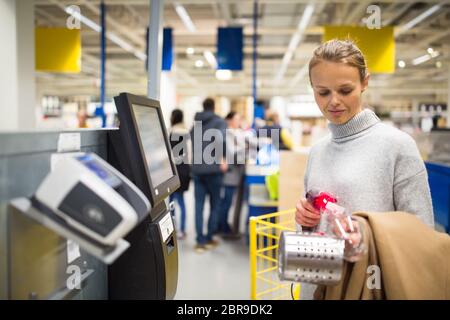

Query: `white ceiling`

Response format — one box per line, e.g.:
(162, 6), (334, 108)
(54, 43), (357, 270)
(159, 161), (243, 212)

(34, 0), (450, 108)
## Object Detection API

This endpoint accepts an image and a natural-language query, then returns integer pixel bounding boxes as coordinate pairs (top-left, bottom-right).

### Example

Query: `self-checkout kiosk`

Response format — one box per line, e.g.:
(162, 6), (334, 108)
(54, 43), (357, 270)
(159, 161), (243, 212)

(107, 92), (180, 300)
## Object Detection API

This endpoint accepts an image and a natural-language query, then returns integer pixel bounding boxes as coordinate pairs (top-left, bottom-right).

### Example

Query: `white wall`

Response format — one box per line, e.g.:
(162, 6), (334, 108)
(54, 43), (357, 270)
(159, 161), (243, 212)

(218, 96), (230, 117)
(0, 0), (35, 130)
(0, 0), (18, 130)
(270, 96), (289, 126)
(17, 0), (36, 129)
(160, 71), (177, 127)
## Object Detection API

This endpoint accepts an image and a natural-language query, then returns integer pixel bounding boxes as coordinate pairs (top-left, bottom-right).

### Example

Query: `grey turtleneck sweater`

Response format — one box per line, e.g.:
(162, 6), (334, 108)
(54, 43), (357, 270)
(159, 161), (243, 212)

(301, 108), (434, 300)
(305, 108), (434, 227)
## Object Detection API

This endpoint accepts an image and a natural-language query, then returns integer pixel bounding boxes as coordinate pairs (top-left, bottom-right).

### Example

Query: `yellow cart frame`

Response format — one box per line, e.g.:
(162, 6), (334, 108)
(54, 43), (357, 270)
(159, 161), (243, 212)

(249, 209), (300, 300)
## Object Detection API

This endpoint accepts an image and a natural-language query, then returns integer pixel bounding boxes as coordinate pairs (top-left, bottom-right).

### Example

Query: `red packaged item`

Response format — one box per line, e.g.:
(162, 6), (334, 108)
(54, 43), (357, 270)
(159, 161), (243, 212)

(305, 189), (337, 211)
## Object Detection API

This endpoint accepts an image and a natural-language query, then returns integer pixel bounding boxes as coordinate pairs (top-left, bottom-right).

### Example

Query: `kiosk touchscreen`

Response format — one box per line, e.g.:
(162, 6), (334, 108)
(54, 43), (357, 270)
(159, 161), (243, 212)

(108, 93), (180, 218)
(107, 92), (180, 300)
(133, 104), (175, 196)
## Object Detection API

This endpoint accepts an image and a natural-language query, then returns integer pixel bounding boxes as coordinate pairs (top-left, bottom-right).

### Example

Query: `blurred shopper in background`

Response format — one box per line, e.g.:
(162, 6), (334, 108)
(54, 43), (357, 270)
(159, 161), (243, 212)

(218, 111), (246, 236)
(190, 98), (228, 252)
(77, 108), (89, 128)
(169, 109), (191, 240)
(295, 39), (434, 299)
(260, 110), (294, 150)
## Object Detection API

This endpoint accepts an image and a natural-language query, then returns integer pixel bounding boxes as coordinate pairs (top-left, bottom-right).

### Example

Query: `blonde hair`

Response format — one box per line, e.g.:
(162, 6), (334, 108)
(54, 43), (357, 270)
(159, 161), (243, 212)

(309, 39), (368, 83)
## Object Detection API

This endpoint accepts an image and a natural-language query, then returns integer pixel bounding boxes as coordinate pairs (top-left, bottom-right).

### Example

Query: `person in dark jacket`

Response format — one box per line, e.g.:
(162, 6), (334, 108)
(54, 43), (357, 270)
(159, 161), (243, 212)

(190, 98), (228, 252)
(169, 109), (191, 240)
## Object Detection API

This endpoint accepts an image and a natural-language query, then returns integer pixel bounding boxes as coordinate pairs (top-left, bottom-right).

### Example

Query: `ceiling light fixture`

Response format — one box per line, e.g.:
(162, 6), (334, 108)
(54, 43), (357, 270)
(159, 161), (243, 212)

(412, 50), (440, 66)
(397, 4), (441, 34)
(216, 69), (232, 81)
(195, 60), (204, 68)
(186, 47), (195, 55)
(274, 4), (315, 84)
(430, 51), (440, 58)
(203, 51), (218, 69)
(174, 3), (196, 32)
(412, 54), (432, 65)
(398, 60), (406, 68)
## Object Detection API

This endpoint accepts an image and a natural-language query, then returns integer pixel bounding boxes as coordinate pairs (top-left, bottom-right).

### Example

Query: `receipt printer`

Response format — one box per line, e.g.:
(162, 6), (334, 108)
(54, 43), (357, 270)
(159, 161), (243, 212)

(34, 153), (150, 246)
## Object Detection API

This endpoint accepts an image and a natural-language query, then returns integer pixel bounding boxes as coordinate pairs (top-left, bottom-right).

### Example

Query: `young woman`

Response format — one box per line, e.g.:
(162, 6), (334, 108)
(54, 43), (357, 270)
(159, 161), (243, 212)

(295, 39), (434, 298)
(296, 39), (434, 228)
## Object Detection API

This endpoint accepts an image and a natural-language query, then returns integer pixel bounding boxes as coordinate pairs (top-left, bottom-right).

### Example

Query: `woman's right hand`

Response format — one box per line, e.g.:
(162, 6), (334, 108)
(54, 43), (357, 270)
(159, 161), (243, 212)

(295, 198), (321, 228)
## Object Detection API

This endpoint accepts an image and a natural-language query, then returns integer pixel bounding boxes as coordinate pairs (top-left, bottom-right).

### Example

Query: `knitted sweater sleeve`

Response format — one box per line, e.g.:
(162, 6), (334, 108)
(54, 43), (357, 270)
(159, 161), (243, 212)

(393, 134), (434, 227)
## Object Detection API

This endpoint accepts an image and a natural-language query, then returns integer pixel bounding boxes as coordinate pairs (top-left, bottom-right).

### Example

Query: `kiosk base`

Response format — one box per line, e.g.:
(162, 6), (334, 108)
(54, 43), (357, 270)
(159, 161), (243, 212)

(108, 201), (178, 300)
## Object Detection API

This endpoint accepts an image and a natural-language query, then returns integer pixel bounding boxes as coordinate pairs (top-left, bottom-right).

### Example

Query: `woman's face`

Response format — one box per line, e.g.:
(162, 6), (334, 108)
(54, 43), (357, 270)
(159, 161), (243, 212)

(310, 60), (369, 125)
(228, 114), (241, 129)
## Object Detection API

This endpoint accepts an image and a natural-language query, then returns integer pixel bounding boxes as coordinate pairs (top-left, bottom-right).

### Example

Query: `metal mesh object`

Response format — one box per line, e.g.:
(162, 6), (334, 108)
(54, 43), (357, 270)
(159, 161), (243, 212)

(278, 232), (345, 286)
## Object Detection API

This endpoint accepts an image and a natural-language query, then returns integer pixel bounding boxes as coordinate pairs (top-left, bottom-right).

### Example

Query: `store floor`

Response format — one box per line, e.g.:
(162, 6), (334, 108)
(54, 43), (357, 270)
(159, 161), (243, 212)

(173, 184), (251, 300)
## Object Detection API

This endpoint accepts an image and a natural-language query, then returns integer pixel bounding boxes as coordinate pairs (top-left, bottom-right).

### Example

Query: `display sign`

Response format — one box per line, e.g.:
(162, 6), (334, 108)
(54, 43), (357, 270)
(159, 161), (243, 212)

(35, 28), (81, 73)
(323, 26), (395, 74)
(146, 27), (173, 71)
(162, 28), (173, 71)
(217, 27), (243, 70)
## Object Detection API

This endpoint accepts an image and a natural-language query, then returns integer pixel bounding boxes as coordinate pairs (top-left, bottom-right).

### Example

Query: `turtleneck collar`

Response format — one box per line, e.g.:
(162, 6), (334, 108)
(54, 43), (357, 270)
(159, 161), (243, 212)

(328, 109), (380, 140)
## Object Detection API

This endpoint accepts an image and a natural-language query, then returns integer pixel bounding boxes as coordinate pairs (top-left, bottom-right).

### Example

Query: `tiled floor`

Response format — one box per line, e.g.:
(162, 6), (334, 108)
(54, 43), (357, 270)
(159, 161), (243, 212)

(173, 185), (251, 300)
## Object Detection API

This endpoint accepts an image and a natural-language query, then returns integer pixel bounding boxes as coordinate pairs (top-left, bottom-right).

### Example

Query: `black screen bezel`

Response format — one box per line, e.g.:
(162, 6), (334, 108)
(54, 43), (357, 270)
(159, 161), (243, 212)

(113, 92), (180, 209)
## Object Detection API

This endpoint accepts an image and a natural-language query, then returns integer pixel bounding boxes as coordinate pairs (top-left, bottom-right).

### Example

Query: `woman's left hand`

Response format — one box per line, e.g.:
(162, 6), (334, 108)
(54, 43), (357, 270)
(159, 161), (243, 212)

(331, 216), (366, 262)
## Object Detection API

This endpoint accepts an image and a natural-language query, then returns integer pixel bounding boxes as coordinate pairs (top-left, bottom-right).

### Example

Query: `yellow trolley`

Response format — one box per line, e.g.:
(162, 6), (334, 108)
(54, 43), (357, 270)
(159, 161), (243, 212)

(249, 209), (301, 300)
